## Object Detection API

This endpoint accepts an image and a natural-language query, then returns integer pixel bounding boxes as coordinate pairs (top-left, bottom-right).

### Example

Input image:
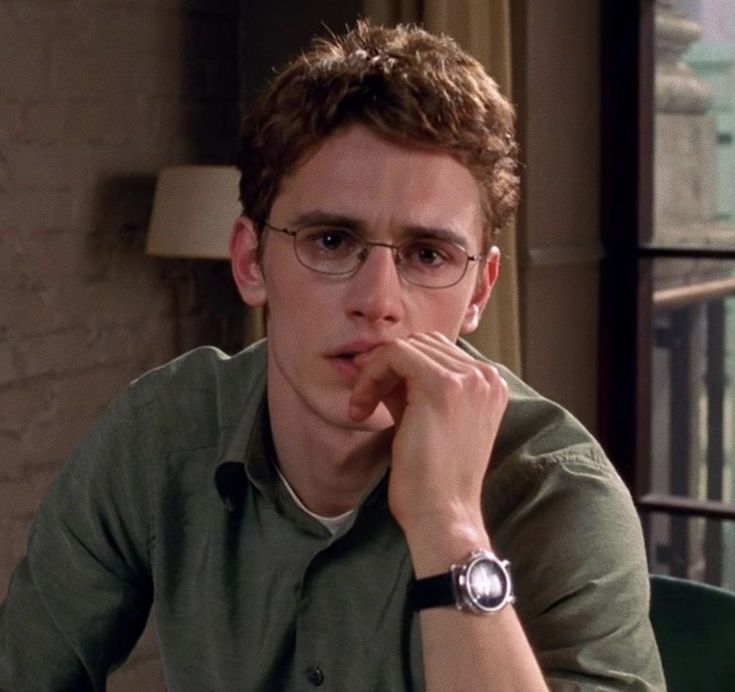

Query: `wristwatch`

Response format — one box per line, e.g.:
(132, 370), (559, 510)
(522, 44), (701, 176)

(409, 549), (515, 614)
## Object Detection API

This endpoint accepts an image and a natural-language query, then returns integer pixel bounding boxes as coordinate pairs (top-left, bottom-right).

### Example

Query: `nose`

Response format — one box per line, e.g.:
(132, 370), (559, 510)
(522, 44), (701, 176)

(344, 244), (405, 325)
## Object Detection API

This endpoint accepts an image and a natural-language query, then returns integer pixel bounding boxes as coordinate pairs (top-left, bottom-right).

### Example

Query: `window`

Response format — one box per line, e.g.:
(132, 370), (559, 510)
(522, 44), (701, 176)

(601, 0), (735, 588)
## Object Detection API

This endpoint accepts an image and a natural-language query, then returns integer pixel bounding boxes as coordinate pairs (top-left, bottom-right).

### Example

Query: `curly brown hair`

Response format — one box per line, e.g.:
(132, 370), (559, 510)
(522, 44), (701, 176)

(237, 20), (519, 248)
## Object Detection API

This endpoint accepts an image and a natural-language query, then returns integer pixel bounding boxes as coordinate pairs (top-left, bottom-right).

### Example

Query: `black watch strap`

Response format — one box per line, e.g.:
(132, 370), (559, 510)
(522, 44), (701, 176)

(408, 572), (455, 611)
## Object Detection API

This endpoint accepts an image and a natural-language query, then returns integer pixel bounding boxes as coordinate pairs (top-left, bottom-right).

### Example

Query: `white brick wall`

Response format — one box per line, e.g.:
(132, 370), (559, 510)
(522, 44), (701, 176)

(0, 0), (239, 688)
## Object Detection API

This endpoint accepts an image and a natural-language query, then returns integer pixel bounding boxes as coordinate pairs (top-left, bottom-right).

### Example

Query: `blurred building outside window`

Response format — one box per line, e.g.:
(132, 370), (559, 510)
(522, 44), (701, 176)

(649, 0), (735, 589)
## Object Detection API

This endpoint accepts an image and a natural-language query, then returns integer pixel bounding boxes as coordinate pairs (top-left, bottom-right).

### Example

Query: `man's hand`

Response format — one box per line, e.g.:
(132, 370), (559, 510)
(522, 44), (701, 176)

(348, 332), (508, 552)
(349, 334), (549, 692)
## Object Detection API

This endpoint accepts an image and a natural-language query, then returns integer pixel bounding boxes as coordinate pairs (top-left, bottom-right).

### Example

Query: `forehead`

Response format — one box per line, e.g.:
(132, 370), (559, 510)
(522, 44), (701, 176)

(269, 125), (485, 245)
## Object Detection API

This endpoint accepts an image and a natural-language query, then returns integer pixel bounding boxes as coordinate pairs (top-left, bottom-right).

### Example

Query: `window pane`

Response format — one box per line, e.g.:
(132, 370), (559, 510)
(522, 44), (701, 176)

(646, 512), (735, 589)
(650, 258), (735, 502)
(653, 0), (735, 250)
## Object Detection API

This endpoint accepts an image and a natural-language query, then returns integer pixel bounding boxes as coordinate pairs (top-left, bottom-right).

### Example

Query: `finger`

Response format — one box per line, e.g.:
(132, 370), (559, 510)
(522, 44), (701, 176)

(405, 333), (482, 374)
(407, 334), (507, 395)
(349, 336), (508, 423)
(348, 361), (405, 422)
(349, 339), (442, 420)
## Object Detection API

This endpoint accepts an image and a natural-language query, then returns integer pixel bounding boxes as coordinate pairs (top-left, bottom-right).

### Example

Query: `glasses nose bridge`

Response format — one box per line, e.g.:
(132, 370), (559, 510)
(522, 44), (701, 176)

(359, 238), (403, 267)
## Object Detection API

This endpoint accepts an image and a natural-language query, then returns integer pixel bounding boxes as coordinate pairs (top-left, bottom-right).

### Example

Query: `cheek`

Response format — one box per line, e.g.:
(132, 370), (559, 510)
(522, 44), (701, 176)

(417, 292), (474, 332)
(264, 277), (328, 340)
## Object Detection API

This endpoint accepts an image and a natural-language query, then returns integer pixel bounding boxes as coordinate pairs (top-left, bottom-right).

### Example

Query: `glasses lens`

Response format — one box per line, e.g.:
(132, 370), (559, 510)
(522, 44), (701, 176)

(291, 225), (472, 288)
(398, 238), (469, 288)
(294, 226), (363, 274)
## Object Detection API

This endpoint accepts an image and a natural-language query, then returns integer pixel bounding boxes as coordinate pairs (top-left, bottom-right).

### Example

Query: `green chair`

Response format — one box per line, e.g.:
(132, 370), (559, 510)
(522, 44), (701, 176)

(649, 574), (735, 691)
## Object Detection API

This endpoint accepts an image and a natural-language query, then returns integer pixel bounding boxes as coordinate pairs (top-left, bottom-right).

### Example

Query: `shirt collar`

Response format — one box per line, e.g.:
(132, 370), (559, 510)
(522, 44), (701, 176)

(214, 390), (279, 512)
(213, 387), (391, 540)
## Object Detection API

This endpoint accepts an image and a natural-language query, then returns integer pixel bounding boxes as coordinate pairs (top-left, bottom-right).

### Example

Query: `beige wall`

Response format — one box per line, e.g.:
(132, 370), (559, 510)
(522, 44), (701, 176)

(512, 0), (603, 433)
(0, 1), (239, 688)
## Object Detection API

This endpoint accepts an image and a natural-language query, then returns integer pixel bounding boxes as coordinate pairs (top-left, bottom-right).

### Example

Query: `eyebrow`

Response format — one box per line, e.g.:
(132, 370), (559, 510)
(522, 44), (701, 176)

(288, 209), (473, 252)
(401, 225), (471, 252)
(289, 210), (363, 230)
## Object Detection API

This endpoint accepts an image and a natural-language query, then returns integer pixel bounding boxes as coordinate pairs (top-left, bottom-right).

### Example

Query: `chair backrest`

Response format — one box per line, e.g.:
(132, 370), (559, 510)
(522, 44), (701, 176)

(650, 574), (735, 692)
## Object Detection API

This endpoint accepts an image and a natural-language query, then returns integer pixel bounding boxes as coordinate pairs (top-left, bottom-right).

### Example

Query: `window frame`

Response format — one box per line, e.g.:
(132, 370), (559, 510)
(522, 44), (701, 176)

(599, 0), (735, 556)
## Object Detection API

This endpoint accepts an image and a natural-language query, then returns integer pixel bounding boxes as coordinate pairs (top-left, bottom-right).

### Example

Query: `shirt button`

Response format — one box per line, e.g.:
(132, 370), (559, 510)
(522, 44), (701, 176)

(306, 666), (325, 686)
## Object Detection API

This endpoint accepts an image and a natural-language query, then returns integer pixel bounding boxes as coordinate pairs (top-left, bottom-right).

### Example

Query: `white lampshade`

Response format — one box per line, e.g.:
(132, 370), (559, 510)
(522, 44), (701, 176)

(146, 165), (241, 259)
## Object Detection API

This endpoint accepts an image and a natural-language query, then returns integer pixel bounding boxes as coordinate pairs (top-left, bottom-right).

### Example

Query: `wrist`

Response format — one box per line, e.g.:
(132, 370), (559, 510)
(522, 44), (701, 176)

(409, 548), (515, 614)
(402, 512), (491, 578)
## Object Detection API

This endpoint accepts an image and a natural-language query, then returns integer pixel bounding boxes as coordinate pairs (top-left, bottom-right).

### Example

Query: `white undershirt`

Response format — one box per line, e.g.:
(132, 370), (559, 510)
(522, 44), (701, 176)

(275, 465), (358, 537)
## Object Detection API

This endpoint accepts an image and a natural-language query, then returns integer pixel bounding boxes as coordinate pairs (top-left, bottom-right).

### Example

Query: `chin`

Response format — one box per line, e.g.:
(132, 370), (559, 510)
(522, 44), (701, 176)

(347, 414), (395, 433)
(322, 401), (395, 433)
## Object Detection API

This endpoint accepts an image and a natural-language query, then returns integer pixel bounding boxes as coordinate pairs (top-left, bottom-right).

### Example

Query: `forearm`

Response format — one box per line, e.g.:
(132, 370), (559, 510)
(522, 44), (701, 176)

(420, 607), (548, 691)
(351, 336), (547, 688)
(406, 518), (548, 692)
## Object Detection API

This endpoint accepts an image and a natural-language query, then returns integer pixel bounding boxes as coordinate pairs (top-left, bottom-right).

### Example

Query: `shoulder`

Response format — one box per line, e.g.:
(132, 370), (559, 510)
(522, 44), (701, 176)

(128, 340), (266, 421)
(49, 340), (268, 507)
(460, 342), (662, 687)
(459, 340), (643, 620)
(460, 338), (633, 562)
(105, 340), (266, 452)
(35, 341), (268, 565)
(459, 339), (607, 477)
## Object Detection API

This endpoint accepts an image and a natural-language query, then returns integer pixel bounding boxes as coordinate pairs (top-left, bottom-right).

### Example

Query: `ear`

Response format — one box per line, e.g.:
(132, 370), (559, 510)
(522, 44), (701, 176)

(230, 216), (268, 307)
(460, 246), (500, 334)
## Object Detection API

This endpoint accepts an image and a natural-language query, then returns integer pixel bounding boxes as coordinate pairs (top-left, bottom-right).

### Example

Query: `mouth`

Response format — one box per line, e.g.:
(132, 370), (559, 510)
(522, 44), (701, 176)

(334, 352), (358, 362)
(326, 341), (386, 377)
(327, 341), (385, 361)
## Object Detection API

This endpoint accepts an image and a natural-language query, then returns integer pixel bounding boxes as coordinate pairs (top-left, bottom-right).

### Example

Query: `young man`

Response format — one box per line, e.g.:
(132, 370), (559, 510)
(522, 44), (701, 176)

(0, 21), (664, 691)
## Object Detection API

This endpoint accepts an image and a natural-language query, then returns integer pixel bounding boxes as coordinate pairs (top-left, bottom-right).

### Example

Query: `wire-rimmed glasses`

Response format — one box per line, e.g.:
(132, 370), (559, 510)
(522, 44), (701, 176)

(264, 222), (483, 289)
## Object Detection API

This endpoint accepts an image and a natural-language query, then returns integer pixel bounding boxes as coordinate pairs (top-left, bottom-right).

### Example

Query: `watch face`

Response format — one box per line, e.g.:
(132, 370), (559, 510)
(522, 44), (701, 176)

(465, 557), (510, 612)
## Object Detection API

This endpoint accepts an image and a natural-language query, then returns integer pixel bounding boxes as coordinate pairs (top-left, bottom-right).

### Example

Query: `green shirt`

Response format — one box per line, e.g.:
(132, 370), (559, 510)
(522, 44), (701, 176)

(0, 340), (665, 691)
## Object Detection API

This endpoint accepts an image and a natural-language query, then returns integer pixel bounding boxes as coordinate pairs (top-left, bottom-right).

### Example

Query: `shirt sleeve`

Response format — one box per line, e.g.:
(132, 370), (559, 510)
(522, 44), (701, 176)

(0, 387), (155, 691)
(486, 450), (666, 691)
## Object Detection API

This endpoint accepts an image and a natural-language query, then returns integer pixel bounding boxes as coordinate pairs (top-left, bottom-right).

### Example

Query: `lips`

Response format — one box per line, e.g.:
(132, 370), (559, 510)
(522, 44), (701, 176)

(326, 340), (387, 360)
(325, 340), (386, 378)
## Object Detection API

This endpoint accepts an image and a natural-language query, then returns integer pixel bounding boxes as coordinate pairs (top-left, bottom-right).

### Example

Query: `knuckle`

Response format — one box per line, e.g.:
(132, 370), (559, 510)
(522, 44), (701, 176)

(467, 367), (489, 389)
(438, 369), (464, 395)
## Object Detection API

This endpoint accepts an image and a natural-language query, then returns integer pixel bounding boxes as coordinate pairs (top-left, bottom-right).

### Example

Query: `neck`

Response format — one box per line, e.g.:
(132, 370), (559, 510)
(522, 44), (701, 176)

(268, 398), (392, 517)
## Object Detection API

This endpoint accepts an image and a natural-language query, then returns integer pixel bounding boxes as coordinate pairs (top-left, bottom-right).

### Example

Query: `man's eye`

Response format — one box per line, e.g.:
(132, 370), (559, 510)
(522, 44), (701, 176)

(301, 227), (357, 255)
(417, 246), (445, 265)
(404, 241), (453, 267)
(318, 232), (347, 251)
